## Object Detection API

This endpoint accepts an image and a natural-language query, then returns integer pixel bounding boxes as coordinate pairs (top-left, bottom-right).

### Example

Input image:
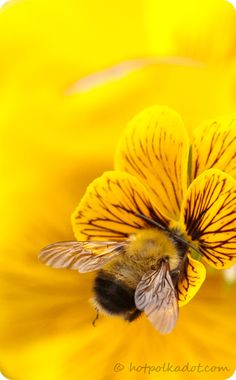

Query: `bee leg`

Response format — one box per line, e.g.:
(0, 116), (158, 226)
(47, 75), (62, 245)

(124, 309), (142, 322)
(92, 307), (100, 327)
(170, 269), (181, 287)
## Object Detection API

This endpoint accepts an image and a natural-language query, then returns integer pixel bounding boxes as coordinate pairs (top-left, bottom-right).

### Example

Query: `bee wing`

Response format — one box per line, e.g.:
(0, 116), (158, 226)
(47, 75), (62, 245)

(135, 261), (178, 334)
(38, 241), (125, 273)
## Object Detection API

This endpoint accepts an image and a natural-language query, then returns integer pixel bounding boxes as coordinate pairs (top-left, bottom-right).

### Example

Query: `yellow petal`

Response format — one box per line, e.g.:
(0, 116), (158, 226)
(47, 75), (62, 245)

(178, 254), (206, 307)
(180, 169), (236, 269)
(72, 171), (170, 241)
(115, 106), (189, 221)
(191, 115), (236, 181)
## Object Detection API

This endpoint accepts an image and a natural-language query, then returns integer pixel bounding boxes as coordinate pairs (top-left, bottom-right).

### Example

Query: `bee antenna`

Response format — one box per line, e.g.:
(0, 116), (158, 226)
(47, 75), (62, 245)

(135, 213), (166, 231)
(135, 213), (202, 257)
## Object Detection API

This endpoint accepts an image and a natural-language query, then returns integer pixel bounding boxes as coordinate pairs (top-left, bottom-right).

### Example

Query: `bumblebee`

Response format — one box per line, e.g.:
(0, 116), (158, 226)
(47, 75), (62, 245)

(39, 215), (193, 334)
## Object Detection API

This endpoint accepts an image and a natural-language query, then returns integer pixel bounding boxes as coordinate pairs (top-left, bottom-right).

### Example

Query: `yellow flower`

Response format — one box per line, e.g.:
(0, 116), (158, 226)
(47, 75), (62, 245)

(39, 105), (236, 336)
(1, 0), (236, 379)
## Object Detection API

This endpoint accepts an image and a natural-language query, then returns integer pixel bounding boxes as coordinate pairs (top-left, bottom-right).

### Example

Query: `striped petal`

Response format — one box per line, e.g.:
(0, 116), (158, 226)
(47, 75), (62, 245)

(178, 254), (206, 307)
(180, 169), (236, 269)
(191, 115), (236, 181)
(115, 106), (190, 221)
(72, 171), (171, 241)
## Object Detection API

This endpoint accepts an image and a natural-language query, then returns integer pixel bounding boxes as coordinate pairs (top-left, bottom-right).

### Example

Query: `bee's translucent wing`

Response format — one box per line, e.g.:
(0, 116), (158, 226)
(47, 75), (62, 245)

(144, 287), (178, 334)
(38, 241), (125, 273)
(135, 261), (178, 334)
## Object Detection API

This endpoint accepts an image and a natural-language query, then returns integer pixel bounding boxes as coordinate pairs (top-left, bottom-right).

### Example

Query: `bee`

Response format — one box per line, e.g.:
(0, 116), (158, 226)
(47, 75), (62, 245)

(38, 214), (195, 334)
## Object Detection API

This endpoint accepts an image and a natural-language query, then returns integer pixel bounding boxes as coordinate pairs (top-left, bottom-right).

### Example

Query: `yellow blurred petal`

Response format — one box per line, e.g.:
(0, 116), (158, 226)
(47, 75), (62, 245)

(72, 171), (170, 241)
(148, 0), (236, 63)
(0, 0), (150, 87)
(0, 0), (235, 93)
(1, 62), (235, 179)
(191, 115), (236, 181)
(115, 105), (189, 221)
(181, 169), (236, 269)
(0, 266), (235, 380)
(178, 254), (206, 307)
